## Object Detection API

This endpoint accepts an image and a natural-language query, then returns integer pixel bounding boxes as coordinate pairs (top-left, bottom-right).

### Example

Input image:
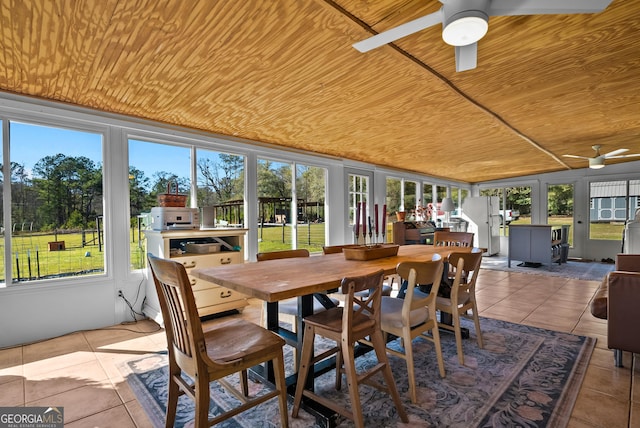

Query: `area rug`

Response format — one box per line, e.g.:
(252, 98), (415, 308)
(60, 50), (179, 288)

(121, 317), (594, 428)
(481, 255), (614, 281)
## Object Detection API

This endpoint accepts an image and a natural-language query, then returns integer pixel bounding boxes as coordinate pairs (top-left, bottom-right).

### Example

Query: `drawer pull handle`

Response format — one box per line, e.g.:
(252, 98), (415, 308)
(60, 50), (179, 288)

(220, 290), (233, 299)
(190, 278), (197, 286)
(182, 261), (196, 268)
(220, 258), (232, 265)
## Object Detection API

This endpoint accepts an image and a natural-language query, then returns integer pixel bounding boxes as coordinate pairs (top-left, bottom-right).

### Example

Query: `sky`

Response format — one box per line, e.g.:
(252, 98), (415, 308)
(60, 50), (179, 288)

(7, 121), (191, 180)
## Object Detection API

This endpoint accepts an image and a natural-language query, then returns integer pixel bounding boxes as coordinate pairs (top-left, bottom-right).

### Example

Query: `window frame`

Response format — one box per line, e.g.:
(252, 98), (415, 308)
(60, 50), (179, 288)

(1, 115), (110, 288)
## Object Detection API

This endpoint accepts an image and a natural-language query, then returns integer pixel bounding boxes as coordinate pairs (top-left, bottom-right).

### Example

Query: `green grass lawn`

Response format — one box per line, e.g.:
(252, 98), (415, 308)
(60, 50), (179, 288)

(256, 222), (394, 254)
(257, 223), (326, 253)
(1, 231), (105, 282)
(1, 228), (147, 283)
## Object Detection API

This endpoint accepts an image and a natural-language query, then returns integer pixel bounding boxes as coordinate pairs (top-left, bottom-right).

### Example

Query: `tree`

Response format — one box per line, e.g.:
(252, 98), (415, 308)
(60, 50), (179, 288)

(6, 162), (38, 228)
(507, 187), (532, 215)
(258, 160), (291, 198)
(32, 154), (102, 229)
(197, 154), (244, 206)
(548, 184), (573, 216)
(296, 165), (325, 222)
(129, 166), (154, 217)
(386, 178), (401, 214)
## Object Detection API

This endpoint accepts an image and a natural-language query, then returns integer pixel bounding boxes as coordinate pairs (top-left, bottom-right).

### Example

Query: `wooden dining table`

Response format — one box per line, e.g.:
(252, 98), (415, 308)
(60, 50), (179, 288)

(192, 244), (470, 424)
(192, 244), (466, 302)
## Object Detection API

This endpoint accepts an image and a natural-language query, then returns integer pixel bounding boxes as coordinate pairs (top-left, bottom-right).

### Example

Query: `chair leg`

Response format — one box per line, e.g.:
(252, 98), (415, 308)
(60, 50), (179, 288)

(292, 324), (315, 418)
(453, 311), (465, 365)
(194, 374), (210, 427)
(402, 330), (418, 404)
(431, 323), (446, 378)
(289, 314), (299, 372)
(165, 373), (179, 428)
(240, 369), (249, 396)
(370, 330), (408, 423)
(471, 304), (484, 349)
(272, 351), (290, 428)
(341, 342), (365, 428)
(335, 343), (343, 391)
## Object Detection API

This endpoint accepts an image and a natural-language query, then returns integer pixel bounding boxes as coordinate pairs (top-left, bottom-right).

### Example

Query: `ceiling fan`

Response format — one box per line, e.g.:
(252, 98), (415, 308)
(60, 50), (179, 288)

(352, 0), (613, 72)
(562, 145), (640, 169)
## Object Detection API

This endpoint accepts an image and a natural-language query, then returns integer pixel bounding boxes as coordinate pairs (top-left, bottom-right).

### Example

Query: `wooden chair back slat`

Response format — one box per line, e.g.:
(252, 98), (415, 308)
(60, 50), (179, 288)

(433, 231), (474, 247)
(257, 249), (310, 261)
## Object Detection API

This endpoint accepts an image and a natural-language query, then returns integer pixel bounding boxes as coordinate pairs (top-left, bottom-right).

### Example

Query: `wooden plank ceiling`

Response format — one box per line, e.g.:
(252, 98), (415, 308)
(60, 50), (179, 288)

(0, 0), (638, 183)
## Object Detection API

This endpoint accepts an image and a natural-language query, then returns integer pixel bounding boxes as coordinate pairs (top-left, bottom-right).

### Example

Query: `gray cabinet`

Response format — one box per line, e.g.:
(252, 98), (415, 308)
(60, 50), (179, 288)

(144, 229), (248, 323)
(508, 224), (569, 268)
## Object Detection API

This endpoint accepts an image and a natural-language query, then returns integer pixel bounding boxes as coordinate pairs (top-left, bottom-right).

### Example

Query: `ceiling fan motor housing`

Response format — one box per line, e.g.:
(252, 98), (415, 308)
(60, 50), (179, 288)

(589, 157), (605, 169)
(442, 0), (490, 46)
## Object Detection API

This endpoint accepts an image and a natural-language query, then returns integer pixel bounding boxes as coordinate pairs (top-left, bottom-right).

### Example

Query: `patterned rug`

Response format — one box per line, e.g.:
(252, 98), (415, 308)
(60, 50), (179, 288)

(481, 255), (614, 281)
(121, 317), (594, 428)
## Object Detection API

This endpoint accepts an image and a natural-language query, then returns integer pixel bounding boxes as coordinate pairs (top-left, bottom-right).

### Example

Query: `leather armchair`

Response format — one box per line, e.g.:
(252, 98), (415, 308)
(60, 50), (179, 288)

(590, 253), (640, 367)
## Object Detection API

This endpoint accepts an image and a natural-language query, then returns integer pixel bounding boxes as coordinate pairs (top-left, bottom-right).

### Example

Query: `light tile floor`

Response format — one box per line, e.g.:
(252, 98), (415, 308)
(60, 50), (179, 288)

(0, 269), (637, 427)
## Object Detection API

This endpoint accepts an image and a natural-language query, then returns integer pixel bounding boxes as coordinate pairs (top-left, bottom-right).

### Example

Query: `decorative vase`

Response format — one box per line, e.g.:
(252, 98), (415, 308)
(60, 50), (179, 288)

(396, 211), (406, 222)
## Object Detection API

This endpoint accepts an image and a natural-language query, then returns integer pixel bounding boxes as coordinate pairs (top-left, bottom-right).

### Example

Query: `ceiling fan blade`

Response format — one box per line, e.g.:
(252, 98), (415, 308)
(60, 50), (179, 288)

(603, 148), (629, 158)
(455, 43), (478, 72)
(562, 154), (590, 159)
(607, 153), (640, 159)
(352, 11), (443, 53)
(488, 0), (613, 16)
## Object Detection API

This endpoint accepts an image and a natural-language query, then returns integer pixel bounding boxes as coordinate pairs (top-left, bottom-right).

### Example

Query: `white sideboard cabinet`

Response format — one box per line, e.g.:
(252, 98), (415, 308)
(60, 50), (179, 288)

(144, 229), (248, 322)
(508, 224), (569, 269)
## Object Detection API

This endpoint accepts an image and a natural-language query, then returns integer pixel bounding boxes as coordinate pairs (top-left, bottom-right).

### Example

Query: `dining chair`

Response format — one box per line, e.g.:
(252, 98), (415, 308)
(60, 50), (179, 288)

(291, 269), (408, 428)
(396, 253), (442, 299)
(436, 251), (484, 365)
(379, 258), (446, 403)
(147, 254), (289, 428)
(433, 231), (474, 247)
(321, 244), (352, 254)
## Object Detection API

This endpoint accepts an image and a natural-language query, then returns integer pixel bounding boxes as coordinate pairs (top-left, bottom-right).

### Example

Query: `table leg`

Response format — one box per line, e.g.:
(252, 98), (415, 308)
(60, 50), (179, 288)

(297, 294), (315, 391)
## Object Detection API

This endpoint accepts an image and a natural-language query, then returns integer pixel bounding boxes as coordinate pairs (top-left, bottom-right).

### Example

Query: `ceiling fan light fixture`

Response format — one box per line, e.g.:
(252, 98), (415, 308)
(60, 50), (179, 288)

(442, 13), (488, 46)
(589, 157), (605, 169)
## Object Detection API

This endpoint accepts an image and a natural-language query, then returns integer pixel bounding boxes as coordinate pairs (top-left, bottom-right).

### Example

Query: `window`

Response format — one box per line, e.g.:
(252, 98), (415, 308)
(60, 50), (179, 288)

(480, 186), (531, 235)
(257, 158), (293, 252)
(548, 184), (574, 246)
(295, 164), (326, 252)
(404, 180), (417, 215)
(3, 122), (104, 285)
(386, 177), (401, 216)
(196, 149), (245, 227)
(422, 183), (434, 208)
(589, 180), (636, 240)
(128, 139), (191, 269)
(350, 173), (369, 243)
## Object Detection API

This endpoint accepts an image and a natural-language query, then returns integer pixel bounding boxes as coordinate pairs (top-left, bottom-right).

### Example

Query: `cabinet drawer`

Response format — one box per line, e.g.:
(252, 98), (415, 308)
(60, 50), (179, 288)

(175, 252), (243, 269)
(185, 274), (218, 292)
(194, 287), (246, 307)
